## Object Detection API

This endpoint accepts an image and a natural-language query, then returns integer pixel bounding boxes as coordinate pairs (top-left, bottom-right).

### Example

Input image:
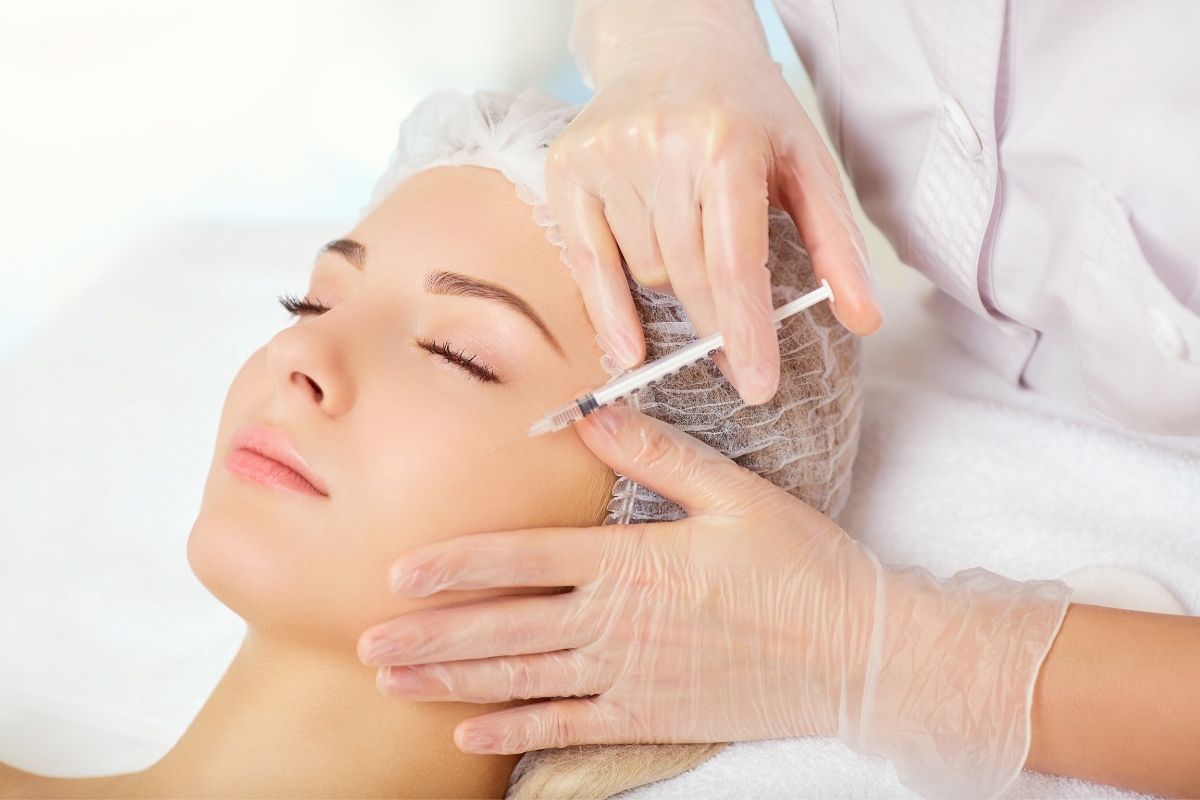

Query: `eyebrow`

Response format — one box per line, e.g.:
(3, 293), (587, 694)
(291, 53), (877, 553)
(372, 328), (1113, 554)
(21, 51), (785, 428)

(319, 238), (565, 358)
(322, 238), (366, 270)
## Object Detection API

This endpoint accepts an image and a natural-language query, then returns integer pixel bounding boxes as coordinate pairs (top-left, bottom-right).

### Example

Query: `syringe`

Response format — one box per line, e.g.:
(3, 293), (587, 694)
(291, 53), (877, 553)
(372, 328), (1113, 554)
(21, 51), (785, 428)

(526, 279), (834, 437)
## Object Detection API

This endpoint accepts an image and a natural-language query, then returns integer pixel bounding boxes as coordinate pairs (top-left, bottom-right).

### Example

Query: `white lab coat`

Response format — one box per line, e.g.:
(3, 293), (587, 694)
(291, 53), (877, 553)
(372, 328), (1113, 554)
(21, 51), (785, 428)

(772, 0), (1200, 435)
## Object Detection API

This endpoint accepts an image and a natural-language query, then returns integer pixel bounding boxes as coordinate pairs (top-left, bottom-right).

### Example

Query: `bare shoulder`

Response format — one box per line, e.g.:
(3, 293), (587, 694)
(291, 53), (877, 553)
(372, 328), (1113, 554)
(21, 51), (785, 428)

(0, 763), (59, 799)
(0, 762), (36, 797)
(0, 765), (139, 799)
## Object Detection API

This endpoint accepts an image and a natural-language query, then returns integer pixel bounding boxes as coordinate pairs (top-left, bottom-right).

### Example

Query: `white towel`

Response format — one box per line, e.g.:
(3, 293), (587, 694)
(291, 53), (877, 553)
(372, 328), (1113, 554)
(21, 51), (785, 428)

(1, 225), (1194, 798)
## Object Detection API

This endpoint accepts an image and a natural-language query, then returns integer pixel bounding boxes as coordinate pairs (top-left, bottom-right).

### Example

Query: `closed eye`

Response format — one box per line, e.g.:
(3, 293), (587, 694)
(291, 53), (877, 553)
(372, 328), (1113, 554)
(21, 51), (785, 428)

(276, 292), (502, 384)
(414, 337), (501, 384)
(279, 292), (331, 315)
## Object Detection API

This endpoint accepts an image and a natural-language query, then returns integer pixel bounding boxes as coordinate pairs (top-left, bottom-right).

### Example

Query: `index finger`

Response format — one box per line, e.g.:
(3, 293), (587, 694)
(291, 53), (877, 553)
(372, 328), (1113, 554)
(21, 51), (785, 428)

(387, 526), (610, 597)
(700, 150), (778, 405)
(545, 151), (646, 369)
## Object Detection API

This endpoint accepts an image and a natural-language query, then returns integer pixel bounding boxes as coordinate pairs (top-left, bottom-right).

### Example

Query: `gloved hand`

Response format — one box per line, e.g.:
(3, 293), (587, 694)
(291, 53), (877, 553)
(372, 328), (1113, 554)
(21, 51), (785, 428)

(547, 0), (882, 405)
(359, 404), (1074, 799)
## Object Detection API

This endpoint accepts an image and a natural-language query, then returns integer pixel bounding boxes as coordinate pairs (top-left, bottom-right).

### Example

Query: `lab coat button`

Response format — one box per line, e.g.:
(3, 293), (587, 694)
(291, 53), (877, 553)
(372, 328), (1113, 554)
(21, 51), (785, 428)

(942, 96), (983, 159)
(1147, 307), (1188, 360)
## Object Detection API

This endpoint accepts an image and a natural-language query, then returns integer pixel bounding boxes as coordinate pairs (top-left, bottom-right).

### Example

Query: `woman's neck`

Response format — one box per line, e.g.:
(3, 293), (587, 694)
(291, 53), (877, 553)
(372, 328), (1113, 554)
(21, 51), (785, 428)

(131, 629), (520, 798)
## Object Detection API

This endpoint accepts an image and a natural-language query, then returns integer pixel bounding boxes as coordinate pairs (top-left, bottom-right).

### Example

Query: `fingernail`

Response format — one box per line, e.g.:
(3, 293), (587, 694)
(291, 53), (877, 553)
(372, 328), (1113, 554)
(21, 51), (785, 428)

(388, 565), (414, 593)
(379, 666), (446, 696)
(462, 730), (496, 753)
(742, 364), (777, 405)
(851, 240), (880, 302)
(590, 406), (622, 441)
(606, 328), (640, 369)
(389, 563), (431, 595)
(362, 636), (409, 666)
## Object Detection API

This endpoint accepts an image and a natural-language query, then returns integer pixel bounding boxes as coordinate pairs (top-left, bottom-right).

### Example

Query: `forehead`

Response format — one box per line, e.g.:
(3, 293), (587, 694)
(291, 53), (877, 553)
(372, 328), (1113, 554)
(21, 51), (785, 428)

(358, 165), (546, 260)
(391, 164), (506, 207)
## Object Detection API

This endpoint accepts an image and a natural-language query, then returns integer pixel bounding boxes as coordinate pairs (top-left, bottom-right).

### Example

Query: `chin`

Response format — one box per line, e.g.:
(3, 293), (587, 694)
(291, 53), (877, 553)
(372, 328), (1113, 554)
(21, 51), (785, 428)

(188, 506), (294, 631)
(187, 474), (370, 650)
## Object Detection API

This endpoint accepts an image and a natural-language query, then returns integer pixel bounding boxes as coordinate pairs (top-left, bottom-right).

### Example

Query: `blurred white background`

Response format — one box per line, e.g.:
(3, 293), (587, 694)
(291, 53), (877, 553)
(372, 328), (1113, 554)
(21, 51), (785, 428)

(0, 0), (575, 358)
(0, 0), (869, 361)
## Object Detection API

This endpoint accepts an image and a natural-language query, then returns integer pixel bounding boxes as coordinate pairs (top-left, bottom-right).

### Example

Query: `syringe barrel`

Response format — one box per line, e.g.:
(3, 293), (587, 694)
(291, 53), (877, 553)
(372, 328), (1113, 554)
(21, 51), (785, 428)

(593, 330), (724, 407)
(577, 281), (832, 414)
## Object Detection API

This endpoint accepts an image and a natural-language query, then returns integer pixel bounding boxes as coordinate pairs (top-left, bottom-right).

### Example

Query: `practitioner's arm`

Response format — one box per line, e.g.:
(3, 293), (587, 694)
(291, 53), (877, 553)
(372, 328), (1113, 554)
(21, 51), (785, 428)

(1026, 603), (1200, 798)
(569, 0), (764, 89)
(0, 762), (139, 798)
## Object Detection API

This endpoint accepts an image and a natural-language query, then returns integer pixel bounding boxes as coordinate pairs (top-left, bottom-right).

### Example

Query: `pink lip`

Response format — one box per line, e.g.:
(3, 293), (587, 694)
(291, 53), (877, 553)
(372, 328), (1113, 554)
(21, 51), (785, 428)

(225, 423), (328, 497)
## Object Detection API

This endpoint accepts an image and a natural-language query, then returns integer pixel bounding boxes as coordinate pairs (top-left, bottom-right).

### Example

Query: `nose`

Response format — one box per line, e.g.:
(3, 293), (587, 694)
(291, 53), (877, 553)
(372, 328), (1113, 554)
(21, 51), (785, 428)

(265, 320), (353, 416)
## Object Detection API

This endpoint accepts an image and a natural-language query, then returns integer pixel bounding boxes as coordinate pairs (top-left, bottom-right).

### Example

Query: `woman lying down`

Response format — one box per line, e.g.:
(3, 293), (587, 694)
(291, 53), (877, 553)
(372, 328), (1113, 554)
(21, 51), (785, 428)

(0, 88), (861, 799)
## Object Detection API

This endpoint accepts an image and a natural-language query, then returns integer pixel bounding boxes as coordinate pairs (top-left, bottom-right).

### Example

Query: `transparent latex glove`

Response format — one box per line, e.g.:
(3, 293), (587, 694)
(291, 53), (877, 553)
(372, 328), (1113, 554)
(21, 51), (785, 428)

(359, 405), (1073, 799)
(549, 0), (882, 404)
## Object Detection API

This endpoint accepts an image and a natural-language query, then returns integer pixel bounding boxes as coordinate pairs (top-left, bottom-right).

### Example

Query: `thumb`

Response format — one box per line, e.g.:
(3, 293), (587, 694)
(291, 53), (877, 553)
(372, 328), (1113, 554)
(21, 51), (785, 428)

(574, 403), (767, 517)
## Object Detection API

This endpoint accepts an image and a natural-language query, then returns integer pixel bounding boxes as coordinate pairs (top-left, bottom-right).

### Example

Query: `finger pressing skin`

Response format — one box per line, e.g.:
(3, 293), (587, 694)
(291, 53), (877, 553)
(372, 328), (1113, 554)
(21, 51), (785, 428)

(778, 136), (883, 336)
(377, 649), (607, 703)
(546, 174), (646, 368)
(700, 151), (778, 404)
(385, 527), (611, 596)
(454, 697), (616, 754)
(358, 591), (593, 667)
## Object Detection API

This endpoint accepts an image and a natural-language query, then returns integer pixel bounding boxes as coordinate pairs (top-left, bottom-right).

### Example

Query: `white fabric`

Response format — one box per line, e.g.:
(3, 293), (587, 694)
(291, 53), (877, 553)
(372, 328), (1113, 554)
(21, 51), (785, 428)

(1, 225), (1195, 797)
(772, 0), (1200, 436)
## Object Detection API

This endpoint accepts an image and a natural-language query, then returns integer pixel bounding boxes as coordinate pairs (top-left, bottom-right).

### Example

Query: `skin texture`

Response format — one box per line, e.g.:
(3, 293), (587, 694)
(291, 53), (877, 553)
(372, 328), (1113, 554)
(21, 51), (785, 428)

(0, 164), (615, 799)
(1026, 603), (1200, 798)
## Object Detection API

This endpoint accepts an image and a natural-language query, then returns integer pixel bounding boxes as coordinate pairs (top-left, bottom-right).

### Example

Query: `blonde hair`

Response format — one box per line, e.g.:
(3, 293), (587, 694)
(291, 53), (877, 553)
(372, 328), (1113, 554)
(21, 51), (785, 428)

(509, 743), (728, 799)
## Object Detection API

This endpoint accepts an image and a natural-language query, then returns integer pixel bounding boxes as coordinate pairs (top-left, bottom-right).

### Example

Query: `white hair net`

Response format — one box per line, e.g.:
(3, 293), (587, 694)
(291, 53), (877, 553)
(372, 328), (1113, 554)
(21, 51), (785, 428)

(366, 87), (862, 524)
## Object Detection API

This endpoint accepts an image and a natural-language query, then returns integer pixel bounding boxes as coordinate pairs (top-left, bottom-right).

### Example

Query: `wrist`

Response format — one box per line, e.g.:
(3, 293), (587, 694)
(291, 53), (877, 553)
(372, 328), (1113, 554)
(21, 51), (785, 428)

(847, 563), (1073, 798)
(569, 0), (770, 89)
(784, 530), (884, 740)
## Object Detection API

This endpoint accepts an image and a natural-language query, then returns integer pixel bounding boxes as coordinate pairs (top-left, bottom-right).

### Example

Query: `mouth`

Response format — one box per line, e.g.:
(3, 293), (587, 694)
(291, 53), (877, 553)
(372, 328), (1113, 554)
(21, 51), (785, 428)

(225, 423), (329, 498)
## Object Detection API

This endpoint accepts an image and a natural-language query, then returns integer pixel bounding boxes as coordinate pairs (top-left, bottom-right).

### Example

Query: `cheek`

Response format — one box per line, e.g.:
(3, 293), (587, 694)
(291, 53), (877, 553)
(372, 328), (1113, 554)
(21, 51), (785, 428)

(189, 344), (614, 651)
(343, 395), (614, 625)
(189, 348), (337, 643)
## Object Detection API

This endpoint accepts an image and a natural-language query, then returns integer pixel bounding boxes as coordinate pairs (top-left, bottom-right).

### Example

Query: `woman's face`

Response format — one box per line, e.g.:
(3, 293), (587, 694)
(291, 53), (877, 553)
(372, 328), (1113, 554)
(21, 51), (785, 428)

(188, 165), (614, 648)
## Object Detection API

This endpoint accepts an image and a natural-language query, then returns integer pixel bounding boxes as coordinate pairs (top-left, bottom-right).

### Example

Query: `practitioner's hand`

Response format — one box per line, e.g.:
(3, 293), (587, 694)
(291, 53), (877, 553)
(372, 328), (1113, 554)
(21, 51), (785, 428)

(359, 404), (1073, 799)
(547, 0), (881, 404)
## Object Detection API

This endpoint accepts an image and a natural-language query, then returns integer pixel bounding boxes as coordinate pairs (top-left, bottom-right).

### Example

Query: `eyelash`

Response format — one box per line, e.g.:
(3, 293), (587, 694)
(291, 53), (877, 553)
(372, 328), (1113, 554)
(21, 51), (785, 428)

(276, 292), (501, 384)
